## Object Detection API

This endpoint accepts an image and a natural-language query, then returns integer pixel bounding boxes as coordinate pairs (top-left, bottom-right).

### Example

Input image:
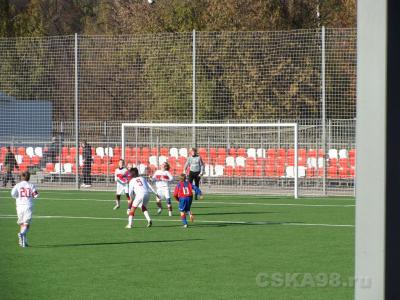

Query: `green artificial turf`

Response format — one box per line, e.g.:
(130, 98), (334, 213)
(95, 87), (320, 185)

(0, 189), (355, 299)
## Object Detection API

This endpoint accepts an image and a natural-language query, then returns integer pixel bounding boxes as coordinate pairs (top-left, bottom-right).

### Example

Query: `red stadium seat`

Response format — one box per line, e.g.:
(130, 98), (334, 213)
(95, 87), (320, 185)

(287, 148), (295, 158)
(276, 155), (285, 165)
(298, 156), (306, 167)
(339, 166), (349, 178)
(255, 165), (263, 177)
(217, 148), (227, 158)
(349, 149), (356, 158)
(328, 166), (338, 178)
(276, 165), (285, 177)
(245, 166), (254, 177)
(306, 168), (315, 178)
(93, 155), (102, 165)
(92, 163), (102, 175)
(339, 158), (349, 168)
(209, 148), (217, 161)
(151, 148), (158, 156)
(228, 148), (236, 157)
(198, 147), (207, 157)
(160, 147), (169, 156)
(349, 157), (356, 167)
(224, 166), (234, 177)
(298, 148), (306, 158)
(215, 156), (225, 165)
(350, 166), (355, 177)
(69, 147), (77, 157)
(246, 158), (255, 166)
(17, 147), (25, 156)
(113, 147), (121, 157)
(277, 148), (286, 158)
(308, 149), (317, 158)
(234, 166), (244, 176)
(45, 163), (54, 173)
(256, 157), (265, 166)
(237, 148), (246, 157)
(329, 158), (338, 166)
(62, 147), (69, 156)
(178, 156), (186, 165)
(266, 148), (276, 158)
(265, 164), (275, 177)
(31, 156), (41, 165)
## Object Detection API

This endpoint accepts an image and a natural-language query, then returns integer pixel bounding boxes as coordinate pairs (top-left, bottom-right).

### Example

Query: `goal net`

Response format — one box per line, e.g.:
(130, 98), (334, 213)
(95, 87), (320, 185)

(122, 123), (299, 198)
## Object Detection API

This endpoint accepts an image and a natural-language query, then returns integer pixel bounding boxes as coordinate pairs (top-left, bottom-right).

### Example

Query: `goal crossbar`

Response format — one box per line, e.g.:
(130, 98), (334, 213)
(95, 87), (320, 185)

(121, 123), (299, 198)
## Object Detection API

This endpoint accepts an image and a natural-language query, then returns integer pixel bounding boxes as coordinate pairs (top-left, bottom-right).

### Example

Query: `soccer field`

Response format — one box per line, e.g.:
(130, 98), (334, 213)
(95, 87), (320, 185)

(0, 190), (355, 300)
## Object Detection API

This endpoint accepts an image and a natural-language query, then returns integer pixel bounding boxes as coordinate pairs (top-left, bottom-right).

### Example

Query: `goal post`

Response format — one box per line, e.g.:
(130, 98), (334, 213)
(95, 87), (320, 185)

(121, 123), (299, 198)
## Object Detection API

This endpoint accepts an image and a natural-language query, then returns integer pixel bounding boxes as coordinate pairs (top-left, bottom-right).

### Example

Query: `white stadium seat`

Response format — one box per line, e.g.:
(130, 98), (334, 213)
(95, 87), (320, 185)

(226, 156), (235, 167)
(338, 149), (348, 158)
(26, 147), (35, 158)
(96, 147), (105, 158)
(34, 147), (43, 157)
(256, 148), (266, 158)
(235, 156), (246, 167)
(64, 163), (73, 173)
(170, 147), (179, 158)
(247, 148), (257, 158)
(179, 147), (188, 157)
(328, 149), (338, 159)
(214, 165), (224, 177)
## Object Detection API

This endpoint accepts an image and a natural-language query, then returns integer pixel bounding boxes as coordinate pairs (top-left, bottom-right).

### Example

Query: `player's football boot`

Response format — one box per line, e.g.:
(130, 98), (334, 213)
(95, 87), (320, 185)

(157, 208), (162, 215)
(147, 220), (153, 228)
(189, 214), (195, 223)
(125, 224), (132, 229)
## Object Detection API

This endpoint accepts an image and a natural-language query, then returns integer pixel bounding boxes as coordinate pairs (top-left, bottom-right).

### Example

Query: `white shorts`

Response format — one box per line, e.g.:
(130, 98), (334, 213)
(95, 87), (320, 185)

(116, 183), (129, 195)
(156, 187), (171, 200)
(132, 193), (150, 209)
(16, 206), (33, 225)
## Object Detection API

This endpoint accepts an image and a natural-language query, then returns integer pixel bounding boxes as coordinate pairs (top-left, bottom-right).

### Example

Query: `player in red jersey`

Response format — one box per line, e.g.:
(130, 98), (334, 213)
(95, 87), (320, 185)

(173, 173), (202, 228)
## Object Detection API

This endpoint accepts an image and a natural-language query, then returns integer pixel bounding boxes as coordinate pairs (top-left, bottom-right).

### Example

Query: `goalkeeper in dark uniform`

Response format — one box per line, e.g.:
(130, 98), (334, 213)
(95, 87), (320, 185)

(183, 147), (205, 199)
(2, 146), (19, 187)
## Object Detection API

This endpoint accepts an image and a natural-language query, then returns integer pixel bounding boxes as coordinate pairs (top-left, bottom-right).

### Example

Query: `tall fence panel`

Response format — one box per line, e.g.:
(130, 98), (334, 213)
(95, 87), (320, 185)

(0, 29), (357, 196)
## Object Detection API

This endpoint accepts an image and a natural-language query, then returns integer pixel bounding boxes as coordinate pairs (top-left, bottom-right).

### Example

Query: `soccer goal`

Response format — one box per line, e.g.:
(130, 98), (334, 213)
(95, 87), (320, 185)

(121, 123), (299, 198)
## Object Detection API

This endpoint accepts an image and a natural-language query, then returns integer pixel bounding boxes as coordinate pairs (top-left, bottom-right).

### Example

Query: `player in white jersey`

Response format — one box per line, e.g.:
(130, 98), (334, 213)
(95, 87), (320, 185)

(126, 167), (157, 229)
(152, 162), (174, 216)
(113, 159), (131, 210)
(10, 171), (39, 248)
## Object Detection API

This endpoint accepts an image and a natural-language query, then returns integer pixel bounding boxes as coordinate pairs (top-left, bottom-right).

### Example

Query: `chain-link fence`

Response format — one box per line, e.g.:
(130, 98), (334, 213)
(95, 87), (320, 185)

(0, 28), (356, 196)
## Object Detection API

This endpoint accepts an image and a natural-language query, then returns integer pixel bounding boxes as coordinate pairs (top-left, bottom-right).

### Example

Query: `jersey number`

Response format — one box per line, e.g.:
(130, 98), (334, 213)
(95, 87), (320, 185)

(20, 188), (32, 197)
(136, 179), (143, 186)
(183, 187), (189, 196)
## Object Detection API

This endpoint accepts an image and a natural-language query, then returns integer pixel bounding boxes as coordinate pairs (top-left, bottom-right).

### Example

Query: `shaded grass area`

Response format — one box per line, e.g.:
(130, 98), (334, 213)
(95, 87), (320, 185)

(0, 190), (354, 299)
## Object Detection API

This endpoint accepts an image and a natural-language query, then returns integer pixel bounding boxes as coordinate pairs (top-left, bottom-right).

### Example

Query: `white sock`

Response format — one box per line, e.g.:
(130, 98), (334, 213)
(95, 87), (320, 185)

(128, 215), (133, 226)
(143, 211), (151, 222)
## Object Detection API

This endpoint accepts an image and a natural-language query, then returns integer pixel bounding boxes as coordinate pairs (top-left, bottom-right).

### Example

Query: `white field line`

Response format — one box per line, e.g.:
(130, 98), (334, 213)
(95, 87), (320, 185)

(0, 214), (354, 228)
(21, 197), (355, 208)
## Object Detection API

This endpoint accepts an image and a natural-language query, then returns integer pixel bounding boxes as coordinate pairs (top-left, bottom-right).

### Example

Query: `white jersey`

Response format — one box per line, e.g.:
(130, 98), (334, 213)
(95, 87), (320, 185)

(115, 167), (128, 184)
(129, 176), (156, 197)
(11, 181), (39, 208)
(152, 170), (173, 189)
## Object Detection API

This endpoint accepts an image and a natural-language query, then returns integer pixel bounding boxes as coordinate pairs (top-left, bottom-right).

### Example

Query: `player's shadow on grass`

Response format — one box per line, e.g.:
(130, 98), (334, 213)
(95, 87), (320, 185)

(194, 211), (278, 216)
(156, 221), (304, 228)
(35, 238), (204, 248)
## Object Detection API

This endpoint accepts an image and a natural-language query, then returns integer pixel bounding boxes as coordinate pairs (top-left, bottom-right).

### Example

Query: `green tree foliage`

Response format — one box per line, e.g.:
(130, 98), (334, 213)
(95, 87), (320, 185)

(0, 0), (356, 123)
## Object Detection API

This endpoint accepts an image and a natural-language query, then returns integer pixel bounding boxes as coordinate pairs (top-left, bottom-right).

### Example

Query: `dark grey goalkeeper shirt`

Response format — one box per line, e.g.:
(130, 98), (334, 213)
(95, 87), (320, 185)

(184, 155), (205, 173)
